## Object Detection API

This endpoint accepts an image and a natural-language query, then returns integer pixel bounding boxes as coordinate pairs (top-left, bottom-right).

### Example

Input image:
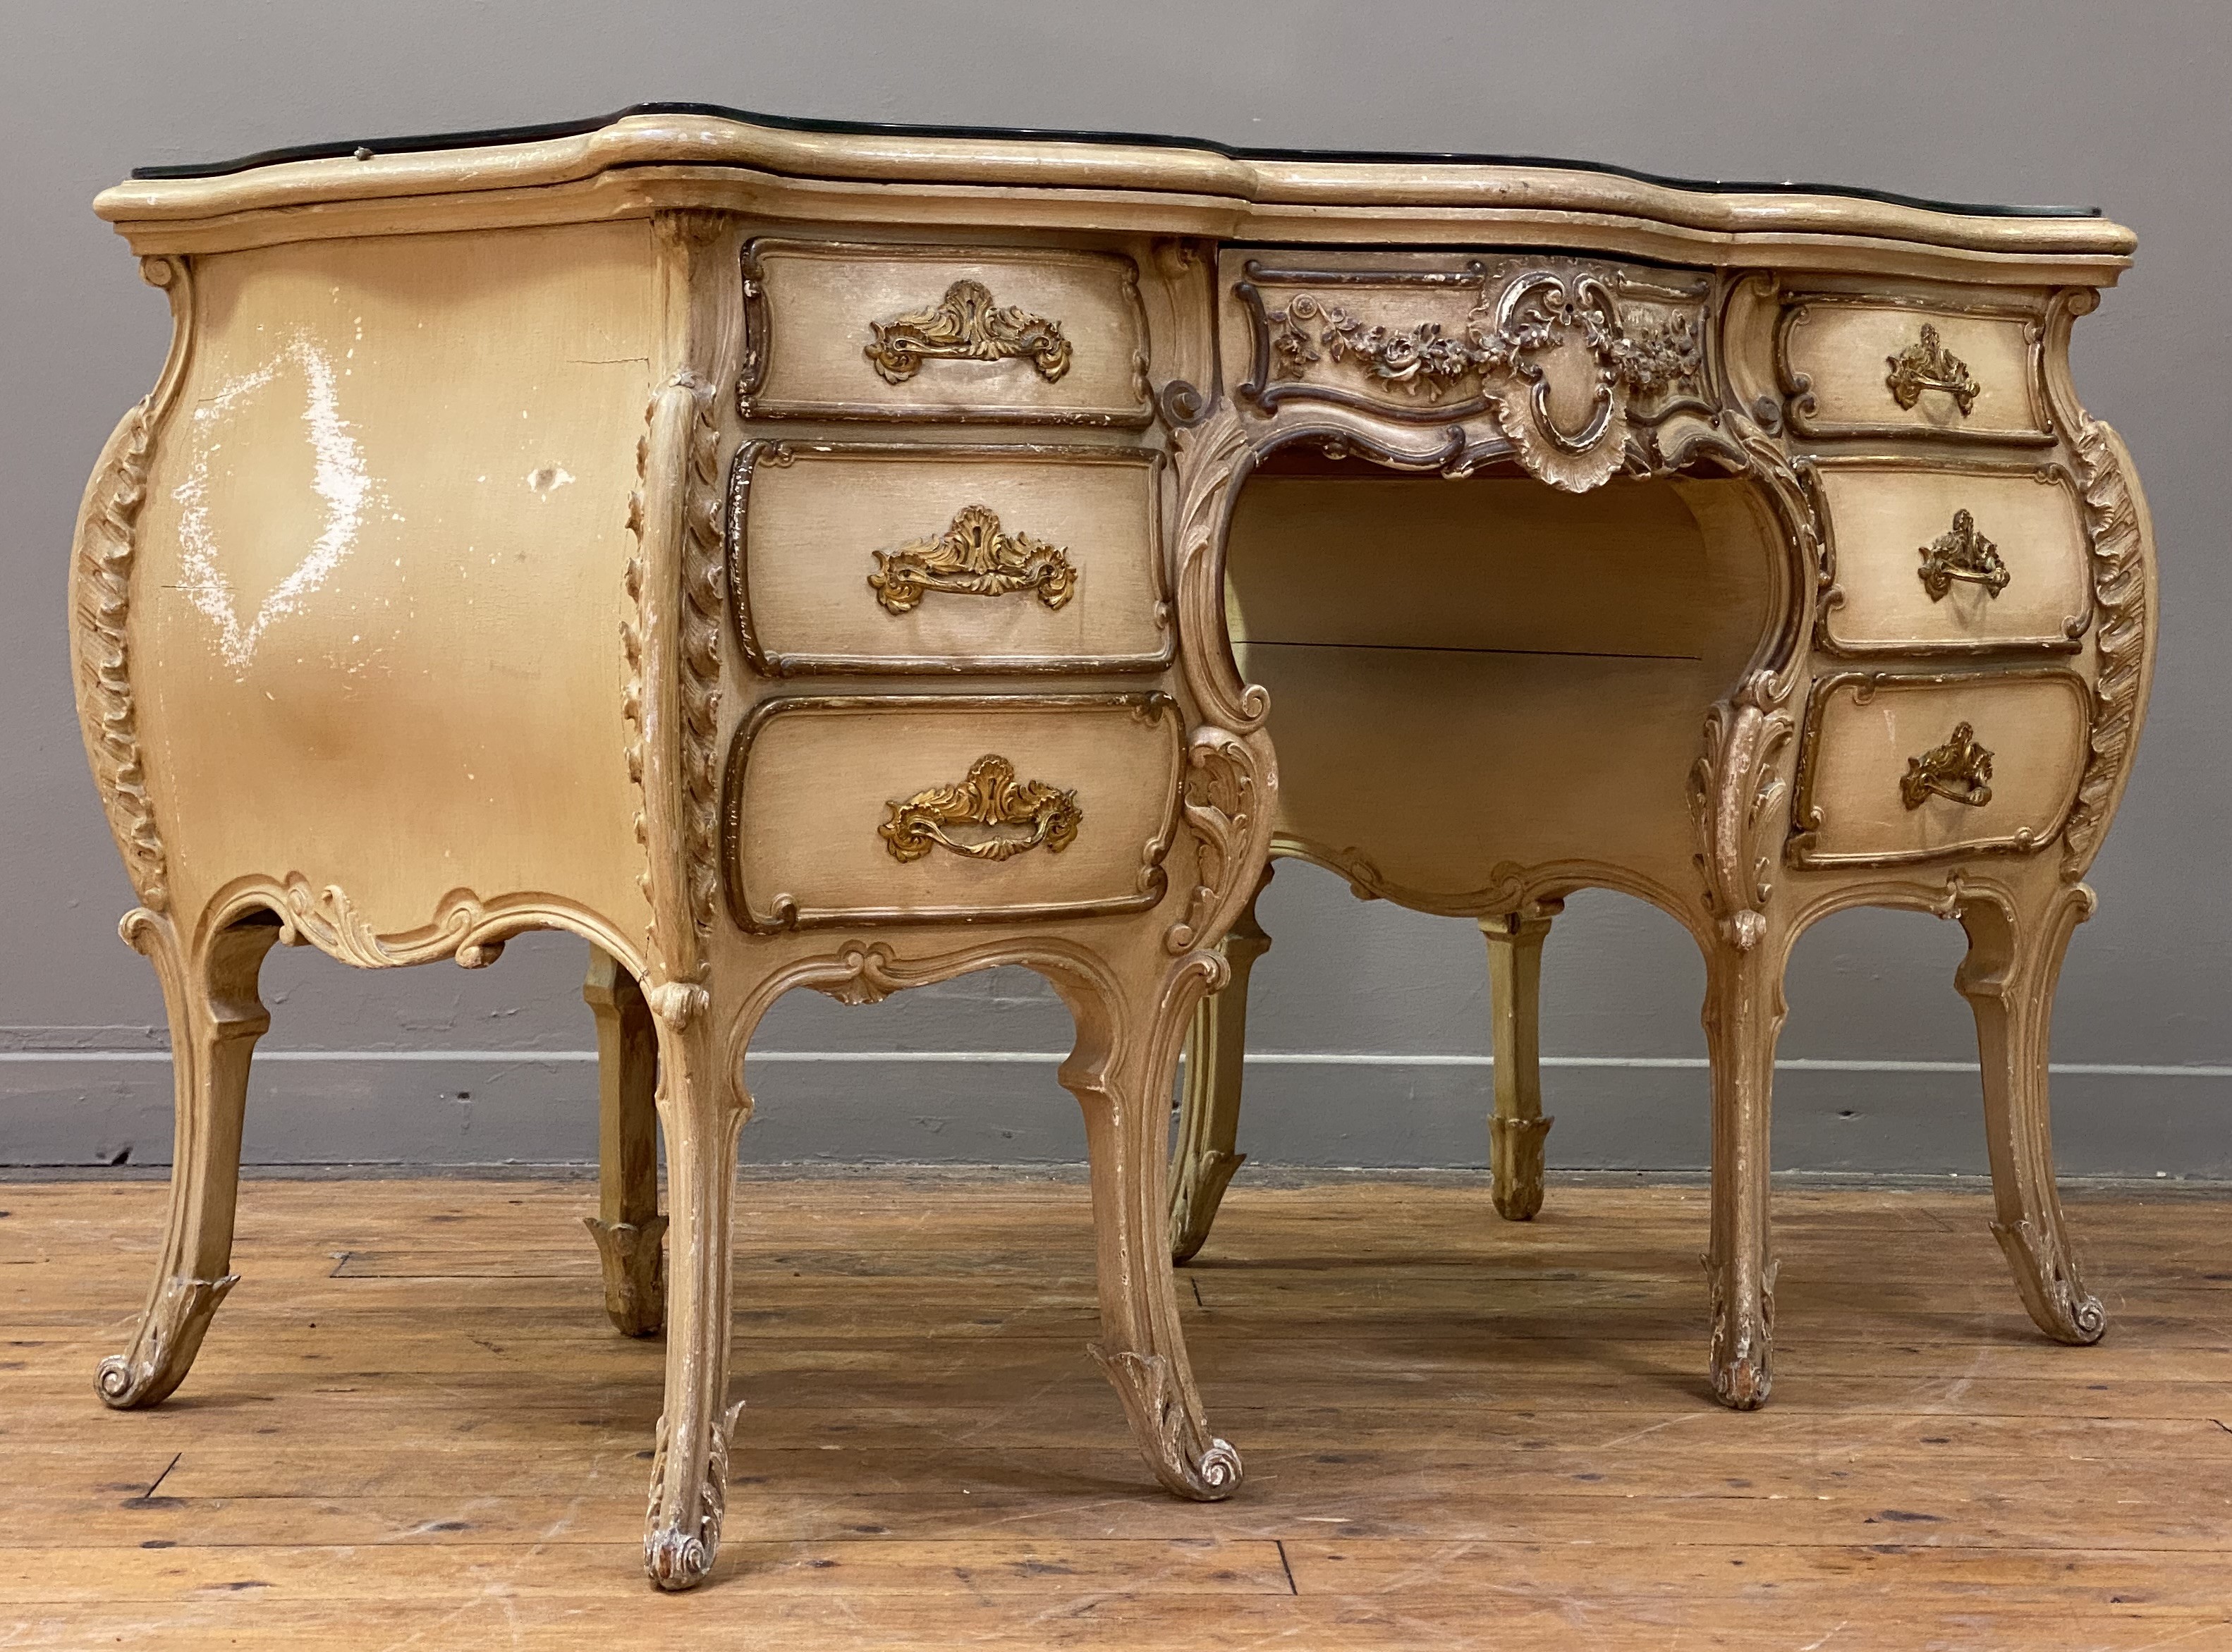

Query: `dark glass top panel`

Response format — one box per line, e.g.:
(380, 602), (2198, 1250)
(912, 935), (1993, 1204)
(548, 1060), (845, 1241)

(130, 102), (2097, 219)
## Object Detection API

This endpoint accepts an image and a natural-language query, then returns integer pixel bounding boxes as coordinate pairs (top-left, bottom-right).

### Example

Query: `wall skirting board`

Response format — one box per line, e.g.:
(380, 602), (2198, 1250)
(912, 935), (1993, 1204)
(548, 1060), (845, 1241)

(4, 1046), (2226, 1177)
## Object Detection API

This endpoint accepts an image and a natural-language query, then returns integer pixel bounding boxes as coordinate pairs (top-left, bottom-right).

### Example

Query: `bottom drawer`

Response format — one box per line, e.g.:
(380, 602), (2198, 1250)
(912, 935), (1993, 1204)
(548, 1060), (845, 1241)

(722, 692), (1183, 931)
(1790, 669), (2090, 868)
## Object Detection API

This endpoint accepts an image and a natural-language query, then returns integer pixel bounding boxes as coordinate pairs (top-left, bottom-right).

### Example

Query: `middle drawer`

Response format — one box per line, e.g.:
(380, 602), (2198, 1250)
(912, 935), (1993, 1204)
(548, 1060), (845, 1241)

(729, 442), (1170, 675)
(1812, 458), (2090, 656)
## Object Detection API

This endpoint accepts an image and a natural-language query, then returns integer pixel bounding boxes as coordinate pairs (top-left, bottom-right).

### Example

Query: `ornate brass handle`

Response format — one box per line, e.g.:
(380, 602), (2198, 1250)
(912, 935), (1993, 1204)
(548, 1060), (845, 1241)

(865, 280), (1073, 385)
(1884, 322), (1980, 415)
(869, 505), (1079, 615)
(1917, 508), (2011, 601)
(1901, 721), (1994, 809)
(881, 754), (1083, 862)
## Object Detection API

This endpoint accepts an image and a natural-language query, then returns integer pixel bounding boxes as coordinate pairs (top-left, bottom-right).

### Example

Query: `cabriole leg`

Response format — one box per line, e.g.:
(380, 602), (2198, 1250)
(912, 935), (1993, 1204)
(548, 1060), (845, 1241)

(641, 983), (747, 1591)
(1480, 903), (1559, 1221)
(1168, 871), (1271, 1264)
(1700, 922), (1792, 1411)
(1061, 960), (1242, 1501)
(1955, 884), (2106, 1345)
(583, 946), (665, 1338)
(97, 908), (280, 1409)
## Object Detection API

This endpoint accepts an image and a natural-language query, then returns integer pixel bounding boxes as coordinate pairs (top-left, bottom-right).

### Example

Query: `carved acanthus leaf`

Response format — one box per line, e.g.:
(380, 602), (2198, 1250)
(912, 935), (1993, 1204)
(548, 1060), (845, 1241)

(1692, 672), (1797, 952)
(2060, 418), (2147, 874)
(644, 1397), (745, 1591)
(1165, 728), (1260, 955)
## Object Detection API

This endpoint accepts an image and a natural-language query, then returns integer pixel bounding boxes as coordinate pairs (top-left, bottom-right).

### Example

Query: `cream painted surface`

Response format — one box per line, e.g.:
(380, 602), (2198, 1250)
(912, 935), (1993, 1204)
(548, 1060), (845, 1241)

(1240, 642), (1726, 900)
(1785, 303), (2045, 438)
(133, 221), (657, 938)
(1225, 475), (1769, 669)
(728, 697), (1182, 927)
(749, 242), (1149, 422)
(1800, 673), (2090, 864)
(740, 445), (1165, 671)
(1818, 465), (2090, 651)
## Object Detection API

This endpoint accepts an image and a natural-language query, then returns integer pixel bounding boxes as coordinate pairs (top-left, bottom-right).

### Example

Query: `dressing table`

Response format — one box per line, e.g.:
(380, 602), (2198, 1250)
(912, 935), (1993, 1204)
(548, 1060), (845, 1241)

(71, 106), (2152, 1591)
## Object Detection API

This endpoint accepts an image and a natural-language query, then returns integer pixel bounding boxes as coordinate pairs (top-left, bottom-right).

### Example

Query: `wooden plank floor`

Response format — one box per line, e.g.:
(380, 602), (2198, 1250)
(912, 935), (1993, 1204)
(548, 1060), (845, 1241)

(3, 1173), (2230, 1649)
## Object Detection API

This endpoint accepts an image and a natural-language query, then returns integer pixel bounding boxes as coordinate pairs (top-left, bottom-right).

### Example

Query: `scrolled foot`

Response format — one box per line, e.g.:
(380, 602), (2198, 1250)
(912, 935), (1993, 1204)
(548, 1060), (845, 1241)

(96, 1273), (238, 1409)
(1091, 1344), (1243, 1500)
(585, 1214), (668, 1338)
(1489, 1115), (1552, 1222)
(1704, 1255), (1774, 1412)
(1992, 1218), (2107, 1345)
(642, 1397), (744, 1592)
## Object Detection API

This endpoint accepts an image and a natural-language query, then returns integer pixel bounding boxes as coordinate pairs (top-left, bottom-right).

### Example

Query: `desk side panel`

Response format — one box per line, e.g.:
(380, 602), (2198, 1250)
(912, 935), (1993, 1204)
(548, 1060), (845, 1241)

(128, 221), (657, 949)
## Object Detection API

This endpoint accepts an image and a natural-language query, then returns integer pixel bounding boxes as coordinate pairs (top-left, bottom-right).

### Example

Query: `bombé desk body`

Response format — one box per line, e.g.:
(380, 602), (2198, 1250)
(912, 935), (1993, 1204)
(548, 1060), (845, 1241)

(71, 108), (2153, 1589)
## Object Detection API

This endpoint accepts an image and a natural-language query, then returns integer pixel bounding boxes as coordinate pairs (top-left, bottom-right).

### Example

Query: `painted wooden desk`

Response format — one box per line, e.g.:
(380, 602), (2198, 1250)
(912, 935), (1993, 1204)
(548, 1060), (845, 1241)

(71, 106), (2152, 1590)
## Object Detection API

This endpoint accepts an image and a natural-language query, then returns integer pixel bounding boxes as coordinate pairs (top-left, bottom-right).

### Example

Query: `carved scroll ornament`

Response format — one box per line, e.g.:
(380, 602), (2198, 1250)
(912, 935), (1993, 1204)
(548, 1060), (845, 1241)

(1902, 722), (1994, 809)
(1885, 322), (1980, 414)
(865, 280), (1073, 385)
(1250, 263), (1703, 491)
(1917, 508), (2011, 600)
(869, 504), (1078, 614)
(881, 754), (1083, 864)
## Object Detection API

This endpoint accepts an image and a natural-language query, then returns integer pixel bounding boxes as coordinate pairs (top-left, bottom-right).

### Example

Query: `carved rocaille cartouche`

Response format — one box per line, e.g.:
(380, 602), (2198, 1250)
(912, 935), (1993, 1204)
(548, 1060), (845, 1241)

(74, 107), (2149, 1593)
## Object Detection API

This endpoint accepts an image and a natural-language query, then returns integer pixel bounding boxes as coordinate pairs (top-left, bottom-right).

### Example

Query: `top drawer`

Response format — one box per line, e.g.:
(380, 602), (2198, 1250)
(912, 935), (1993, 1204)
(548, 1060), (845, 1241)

(740, 240), (1152, 425)
(1780, 300), (2052, 445)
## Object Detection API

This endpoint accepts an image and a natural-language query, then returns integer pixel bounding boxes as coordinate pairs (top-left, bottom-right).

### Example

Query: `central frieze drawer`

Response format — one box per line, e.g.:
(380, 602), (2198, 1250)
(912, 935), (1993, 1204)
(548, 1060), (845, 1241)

(730, 443), (1169, 675)
(740, 239), (1152, 425)
(721, 693), (1183, 931)
(1781, 300), (2051, 443)
(1814, 461), (2090, 654)
(1790, 670), (2090, 868)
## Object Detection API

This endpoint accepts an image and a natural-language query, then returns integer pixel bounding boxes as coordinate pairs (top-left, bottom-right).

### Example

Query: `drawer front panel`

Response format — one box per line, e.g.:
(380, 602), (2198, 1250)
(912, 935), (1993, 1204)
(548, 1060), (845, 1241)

(1816, 463), (2090, 654)
(723, 695), (1182, 931)
(743, 240), (1151, 424)
(1782, 302), (2050, 443)
(732, 443), (1168, 675)
(1791, 671), (2090, 868)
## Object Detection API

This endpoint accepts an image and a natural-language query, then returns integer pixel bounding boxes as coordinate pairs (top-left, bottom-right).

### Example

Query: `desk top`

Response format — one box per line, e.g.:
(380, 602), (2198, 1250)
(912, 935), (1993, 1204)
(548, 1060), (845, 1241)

(97, 104), (2134, 278)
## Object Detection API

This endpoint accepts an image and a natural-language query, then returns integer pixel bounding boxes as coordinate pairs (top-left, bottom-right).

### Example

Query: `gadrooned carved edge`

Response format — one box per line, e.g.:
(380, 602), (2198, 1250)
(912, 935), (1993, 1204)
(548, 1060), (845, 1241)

(644, 1396), (746, 1590)
(2060, 417), (2147, 876)
(1090, 1345), (1243, 1500)
(71, 257), (194, 913)
(626, 374), (726, 978)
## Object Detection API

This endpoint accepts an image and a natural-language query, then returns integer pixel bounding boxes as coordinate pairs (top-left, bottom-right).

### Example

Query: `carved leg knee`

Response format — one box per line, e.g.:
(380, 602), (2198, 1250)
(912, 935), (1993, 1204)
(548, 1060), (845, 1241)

(1957, 884), (2106, 1345)
(1065, 957), (1242, 1500)
(98, 909), (277, 1409)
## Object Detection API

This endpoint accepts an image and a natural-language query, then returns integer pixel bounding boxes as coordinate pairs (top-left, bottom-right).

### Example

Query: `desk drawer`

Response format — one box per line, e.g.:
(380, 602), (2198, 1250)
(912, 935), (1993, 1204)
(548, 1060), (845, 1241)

(1815, 462), (2090, 655)
(731, 443), (1169, 675)
(740, 240), (1152, 424)
(721, 693), (1182, 931)
(1781, 300), (2051, 443)
(1790, 670), (2090, 868)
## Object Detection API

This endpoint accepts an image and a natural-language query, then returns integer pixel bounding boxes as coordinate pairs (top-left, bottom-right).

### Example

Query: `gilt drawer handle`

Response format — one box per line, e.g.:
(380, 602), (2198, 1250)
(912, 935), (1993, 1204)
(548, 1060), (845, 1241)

(869, 505), (1079, 615)
(865, 280), (1074, 385)
(1884, 322), (1980, 415)
(1917, 508), (2011, 600)
(881, 754), (1083, 863)
(1901, 721), (1994, 809)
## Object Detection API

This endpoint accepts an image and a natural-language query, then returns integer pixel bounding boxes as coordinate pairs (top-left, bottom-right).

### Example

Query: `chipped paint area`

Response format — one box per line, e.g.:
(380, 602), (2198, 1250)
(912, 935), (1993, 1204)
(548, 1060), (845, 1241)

(173, 331), (382, 673)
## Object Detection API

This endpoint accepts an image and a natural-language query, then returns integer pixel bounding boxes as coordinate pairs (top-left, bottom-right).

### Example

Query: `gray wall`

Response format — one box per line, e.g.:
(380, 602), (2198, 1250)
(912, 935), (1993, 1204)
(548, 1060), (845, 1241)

(4, 1), (2227, 1175)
